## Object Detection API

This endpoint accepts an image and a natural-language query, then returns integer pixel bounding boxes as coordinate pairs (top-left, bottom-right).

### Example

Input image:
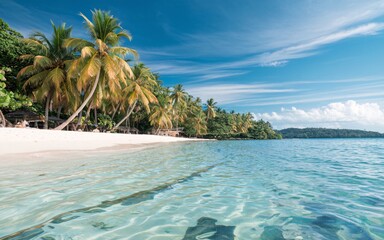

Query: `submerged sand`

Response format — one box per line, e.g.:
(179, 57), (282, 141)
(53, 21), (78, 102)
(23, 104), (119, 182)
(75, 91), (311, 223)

(0, 128), (201, 162)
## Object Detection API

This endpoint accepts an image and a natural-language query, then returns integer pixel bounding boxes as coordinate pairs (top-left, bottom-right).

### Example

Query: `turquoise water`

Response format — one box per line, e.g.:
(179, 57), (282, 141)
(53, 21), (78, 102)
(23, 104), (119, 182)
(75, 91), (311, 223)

(1, 139), (384, 239)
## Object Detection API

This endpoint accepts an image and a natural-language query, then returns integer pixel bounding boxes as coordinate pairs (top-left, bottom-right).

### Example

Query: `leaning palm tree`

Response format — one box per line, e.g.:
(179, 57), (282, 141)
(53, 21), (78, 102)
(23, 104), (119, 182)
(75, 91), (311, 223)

(18, 22), (73, 129)
(112, 63), (158, 130)
(55, 9), (137, 130)
(205, 98), (217, 120)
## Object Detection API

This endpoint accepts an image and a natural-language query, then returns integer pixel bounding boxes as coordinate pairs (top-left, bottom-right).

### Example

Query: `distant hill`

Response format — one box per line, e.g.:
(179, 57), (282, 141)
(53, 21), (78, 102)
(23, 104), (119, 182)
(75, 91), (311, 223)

(278, 128), (384, 138)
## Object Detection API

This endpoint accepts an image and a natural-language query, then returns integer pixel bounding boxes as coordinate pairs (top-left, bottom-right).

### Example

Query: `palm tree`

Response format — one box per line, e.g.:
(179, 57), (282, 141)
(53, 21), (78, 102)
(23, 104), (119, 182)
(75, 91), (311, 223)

(149, 96), (173, 134)
(55, 10), (137, 130)
(189, 96), (204, 115)
(170, 84), (187, 106)
(243, 113), (253, 132)
(113, 63), (158, 130)
(191, 110), (207, 137)
(235, 113), (245, 133)
(170, 84), (187, 129)
(205, 98), (217, 120)
(18, 22), (73, 129)
(229, 113), (237, 133)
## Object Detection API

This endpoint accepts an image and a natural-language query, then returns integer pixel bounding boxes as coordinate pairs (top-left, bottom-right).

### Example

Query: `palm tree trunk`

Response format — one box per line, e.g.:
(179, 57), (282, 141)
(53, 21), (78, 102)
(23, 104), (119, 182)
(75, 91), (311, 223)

(111, 102), (122, 120)
(84, 99), (94, 122)
(94, 108), (98, 125)
(57, 105), (62, 118)
(0, 110), (5, 127)
(112, 100), (137, 131)
(75, 111), (83, 130)
(81, 103), (93, 131)
(85, 105), (92, 121)
(156, 127), (160, 135)
(44, 93), (52, 129)
(55, 71), (101, 130)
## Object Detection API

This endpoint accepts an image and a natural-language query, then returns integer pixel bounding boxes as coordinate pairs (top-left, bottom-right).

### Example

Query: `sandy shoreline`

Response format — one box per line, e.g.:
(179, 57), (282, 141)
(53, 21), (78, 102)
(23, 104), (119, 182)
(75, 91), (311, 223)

(0, 128), (202, 162)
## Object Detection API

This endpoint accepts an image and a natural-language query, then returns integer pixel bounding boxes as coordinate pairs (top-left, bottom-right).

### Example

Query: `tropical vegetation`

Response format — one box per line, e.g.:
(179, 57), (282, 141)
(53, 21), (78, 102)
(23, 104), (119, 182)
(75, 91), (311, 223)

(0, 11), (280, 139)
(279, 128), (384, 138)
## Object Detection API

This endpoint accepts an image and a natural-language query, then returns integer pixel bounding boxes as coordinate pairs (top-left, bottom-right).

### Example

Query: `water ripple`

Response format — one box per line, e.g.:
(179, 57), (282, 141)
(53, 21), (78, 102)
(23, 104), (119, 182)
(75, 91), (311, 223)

(0, 140), (383, 239)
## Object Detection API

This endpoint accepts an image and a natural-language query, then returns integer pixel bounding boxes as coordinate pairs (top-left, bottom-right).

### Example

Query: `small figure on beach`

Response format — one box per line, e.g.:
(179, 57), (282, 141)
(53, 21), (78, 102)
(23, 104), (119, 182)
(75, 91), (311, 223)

(15, 120), (29, 128)
(22, 120), (29, 128)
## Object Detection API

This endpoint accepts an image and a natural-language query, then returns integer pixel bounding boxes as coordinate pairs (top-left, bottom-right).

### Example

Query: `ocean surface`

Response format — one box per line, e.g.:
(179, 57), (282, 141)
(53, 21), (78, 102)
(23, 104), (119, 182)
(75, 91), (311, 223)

(1, 139), (383, 239)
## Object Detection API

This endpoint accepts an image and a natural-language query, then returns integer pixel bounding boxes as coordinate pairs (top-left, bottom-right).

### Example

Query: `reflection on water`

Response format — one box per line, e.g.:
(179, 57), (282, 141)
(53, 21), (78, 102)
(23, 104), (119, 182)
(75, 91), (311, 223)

(1, 139), (384, 239)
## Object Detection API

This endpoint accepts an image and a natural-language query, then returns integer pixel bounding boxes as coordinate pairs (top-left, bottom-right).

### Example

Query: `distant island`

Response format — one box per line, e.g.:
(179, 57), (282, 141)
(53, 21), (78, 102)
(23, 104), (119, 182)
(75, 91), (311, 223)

(278, 128), (384, 138)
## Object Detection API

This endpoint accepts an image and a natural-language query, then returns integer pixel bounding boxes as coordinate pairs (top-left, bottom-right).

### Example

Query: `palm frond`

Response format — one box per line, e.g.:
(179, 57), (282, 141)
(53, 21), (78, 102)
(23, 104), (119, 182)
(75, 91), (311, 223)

(21, 38), (48, 55)
(110, 46), (139, 59)
(30, 31), (53, 50)
(81, 46), (96, 58)
(103, 54), (119, 80)
(64, 38), (93, 51)
(33, 55), (53, 69)
(116, 30), (132, 41)
(78, 55), (101, 90)
(95, 39), (108, 53)
(46, 67), (65, 92)
(19, 54), (35, 60)
(23, 70), (50, 89)
(116, 58), (133, 78)
(80, 12), (97, 40)
(18, 65), (37, 78)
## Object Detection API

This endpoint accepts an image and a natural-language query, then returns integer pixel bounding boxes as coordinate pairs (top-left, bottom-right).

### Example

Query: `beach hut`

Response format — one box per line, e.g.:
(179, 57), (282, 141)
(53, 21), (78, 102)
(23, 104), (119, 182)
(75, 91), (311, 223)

(153, 127), (184, 137)
(47, 116), (66, 128)
(115, 126), (139, 134)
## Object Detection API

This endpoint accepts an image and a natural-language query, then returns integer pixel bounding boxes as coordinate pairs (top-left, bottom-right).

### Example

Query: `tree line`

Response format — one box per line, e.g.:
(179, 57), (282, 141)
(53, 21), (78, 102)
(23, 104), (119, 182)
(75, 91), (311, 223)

(0, 10), (281, 139)
(278, 128), (384, 138)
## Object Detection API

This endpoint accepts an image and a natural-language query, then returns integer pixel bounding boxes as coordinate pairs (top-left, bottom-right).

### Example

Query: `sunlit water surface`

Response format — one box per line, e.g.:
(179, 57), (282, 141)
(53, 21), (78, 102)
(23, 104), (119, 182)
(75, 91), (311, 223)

(1, 139), (384, 239)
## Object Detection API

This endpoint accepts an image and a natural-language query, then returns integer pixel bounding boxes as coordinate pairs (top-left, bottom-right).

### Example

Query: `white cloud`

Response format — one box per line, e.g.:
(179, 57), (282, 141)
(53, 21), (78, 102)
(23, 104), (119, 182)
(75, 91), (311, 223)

(146, 22), (384, 80)
(186, 83), (296, 104)
(254, 100), (384, 132)
(135, 1), (384, 83)
(258, 60), (288, 67)
(176, 1), (384, 57)
(252, 23), (384, 66)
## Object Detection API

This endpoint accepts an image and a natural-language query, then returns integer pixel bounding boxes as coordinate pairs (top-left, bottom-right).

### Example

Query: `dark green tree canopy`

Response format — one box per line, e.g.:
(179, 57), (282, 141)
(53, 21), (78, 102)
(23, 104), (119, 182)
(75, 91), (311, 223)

(0, 18), (33, 91)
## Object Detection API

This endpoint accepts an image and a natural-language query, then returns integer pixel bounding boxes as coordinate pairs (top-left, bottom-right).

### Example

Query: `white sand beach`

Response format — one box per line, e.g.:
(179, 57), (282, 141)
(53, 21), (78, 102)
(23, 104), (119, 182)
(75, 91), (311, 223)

(0, 128), (201, 158)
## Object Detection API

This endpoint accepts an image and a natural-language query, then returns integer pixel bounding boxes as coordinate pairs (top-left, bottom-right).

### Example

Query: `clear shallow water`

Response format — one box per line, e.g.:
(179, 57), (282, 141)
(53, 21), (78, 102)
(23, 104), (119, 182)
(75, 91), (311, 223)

(1, 139), (384, 239)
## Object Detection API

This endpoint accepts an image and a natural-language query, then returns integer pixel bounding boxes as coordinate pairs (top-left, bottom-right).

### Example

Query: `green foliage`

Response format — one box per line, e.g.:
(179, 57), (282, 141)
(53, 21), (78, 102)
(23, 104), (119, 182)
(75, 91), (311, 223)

(206, 110), (233, 137)
(248, 120), (282, 139)
(0, 68), (32, 110)
(183, 110), (207, 137)
(98, 114), (114, 131)
(0, 19), (34, 91)
(203, 109), (280, 140)
(278, 128), (384, 138)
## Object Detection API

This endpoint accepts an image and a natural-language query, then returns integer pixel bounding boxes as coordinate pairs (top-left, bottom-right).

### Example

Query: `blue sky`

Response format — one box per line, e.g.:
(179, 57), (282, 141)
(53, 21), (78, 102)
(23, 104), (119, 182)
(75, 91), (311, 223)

(2, 0), (384, 131)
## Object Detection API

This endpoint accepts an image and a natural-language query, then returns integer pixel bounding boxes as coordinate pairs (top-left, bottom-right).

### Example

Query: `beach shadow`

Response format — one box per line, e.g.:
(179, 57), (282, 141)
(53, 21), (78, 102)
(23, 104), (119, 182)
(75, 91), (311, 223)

(1, 165), (218, 239)
(260, 226), (285, 240)
(182, 217), (235, 240)
(312, 214), (374, 240)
